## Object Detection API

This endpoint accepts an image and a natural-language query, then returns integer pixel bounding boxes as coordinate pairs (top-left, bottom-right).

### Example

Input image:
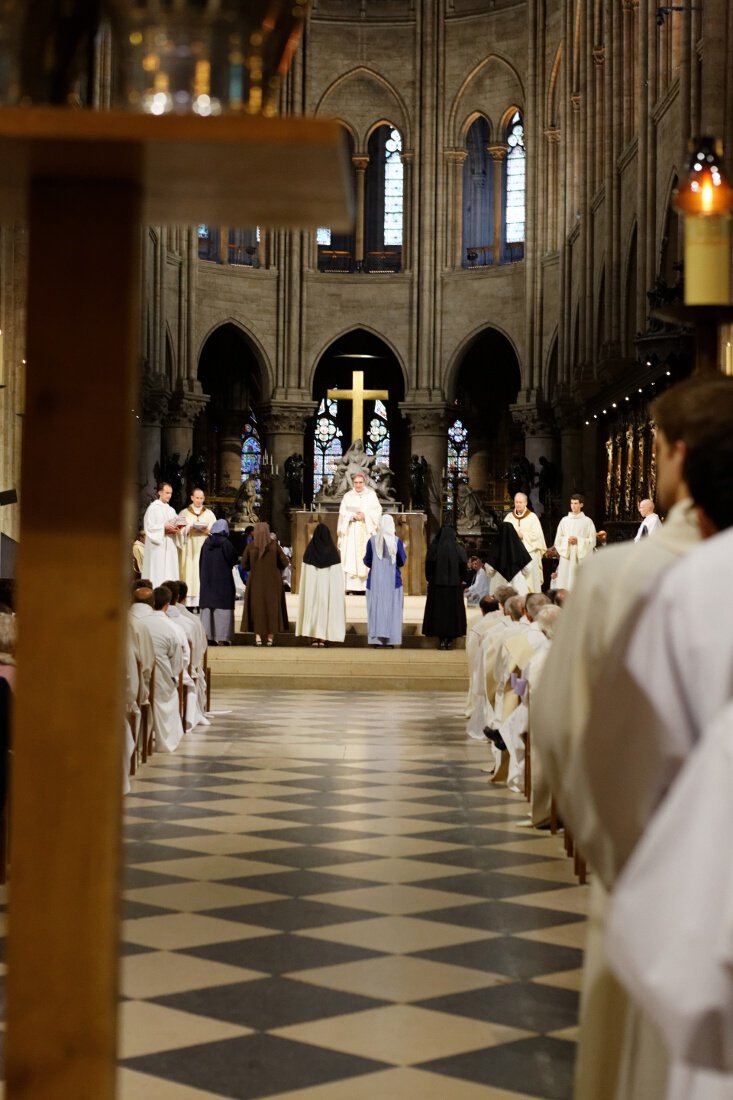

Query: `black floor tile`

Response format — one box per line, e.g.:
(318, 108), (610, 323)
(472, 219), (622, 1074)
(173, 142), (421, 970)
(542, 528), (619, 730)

(153, 975), (388, 1030)
(121, 899), (177, 921)
(122, 867), (188, 890)
(122, 822), (213, 842)
(243, 826), (384, 845)
(420, 1036), (576, 1100)
(414, 847), (553, 871)
(119, 941), (158, 957)
(121, 841), (204, 863)
(256, 808), (384, 825)
(123, 803), (231, 822)
(417, 981), (579, 1033)
(200, 899), (380, 932)
(124, 1032), (389, 1100)
(241, 847), (380, 870)
(411, 827), (522, 846)
(413, 936), (583, 979)
(413, 872), (568, 899)
(219, 870), (380, 896)
(421, 901), (584, 934)
(132, 788), (238, 804)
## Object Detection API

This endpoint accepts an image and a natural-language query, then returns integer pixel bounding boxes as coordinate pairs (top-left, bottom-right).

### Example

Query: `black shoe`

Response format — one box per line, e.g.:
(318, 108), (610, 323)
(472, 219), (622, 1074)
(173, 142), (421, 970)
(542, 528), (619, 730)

(483, 726), (508, 752)
(438, 639), (447, 650)
(444, 640), (454, 651)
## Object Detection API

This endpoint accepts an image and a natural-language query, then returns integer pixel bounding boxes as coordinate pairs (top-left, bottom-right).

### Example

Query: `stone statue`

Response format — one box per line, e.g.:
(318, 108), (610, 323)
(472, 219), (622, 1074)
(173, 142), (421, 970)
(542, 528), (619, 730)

(228, 475), (259, 528)
(284, 453), (304, 509)
(456, 483), (500, 531)
(409, 454), (428, 511)
(314, 438), (397, 503)
(185, 450), (209, 494)
(155, 452), (187, 511)
(505, 454), (535, 499)
(538, 455), (561, 510)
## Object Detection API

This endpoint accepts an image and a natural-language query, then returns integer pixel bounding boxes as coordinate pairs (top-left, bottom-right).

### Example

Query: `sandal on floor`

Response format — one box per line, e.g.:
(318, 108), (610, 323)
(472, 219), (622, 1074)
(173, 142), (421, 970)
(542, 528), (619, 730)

(255, 638), (262, 647)
(266, 640), (274, 647)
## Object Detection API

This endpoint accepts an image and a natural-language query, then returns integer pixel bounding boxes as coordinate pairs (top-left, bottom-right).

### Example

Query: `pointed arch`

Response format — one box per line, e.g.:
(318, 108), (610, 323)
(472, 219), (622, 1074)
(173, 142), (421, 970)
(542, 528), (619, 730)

(307, 323), (408, 396)
(547, 43), (563, 128)
(196, 318), (274, 399)
(448, 53), (525, 146)
(314, 66), (411, 152)
(445, 321), (524, 400)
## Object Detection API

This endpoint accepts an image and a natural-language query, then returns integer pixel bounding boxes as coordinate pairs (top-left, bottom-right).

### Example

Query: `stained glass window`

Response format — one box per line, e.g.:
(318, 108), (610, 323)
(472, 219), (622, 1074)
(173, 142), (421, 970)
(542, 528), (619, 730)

(505, 111), (526, 245)
(241, 413), (261, 492)
(384, 128), (403, 246)
(313, 398), (343, 496)
(365, 398), (390, 465)
(198, 224), (220, 262)
(316, 227), (332, 246)
(446, 419), (469, 520)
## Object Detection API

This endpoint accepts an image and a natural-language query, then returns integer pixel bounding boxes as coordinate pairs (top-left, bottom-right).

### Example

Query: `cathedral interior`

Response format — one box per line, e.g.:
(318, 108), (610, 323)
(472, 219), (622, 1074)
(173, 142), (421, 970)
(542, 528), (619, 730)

(3, 0), (732, 556)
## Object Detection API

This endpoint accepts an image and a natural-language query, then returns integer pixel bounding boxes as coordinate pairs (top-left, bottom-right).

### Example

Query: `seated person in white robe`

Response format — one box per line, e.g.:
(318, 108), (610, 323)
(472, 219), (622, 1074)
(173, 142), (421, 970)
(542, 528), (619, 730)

(177, 580), (209, 715)
(296, 523), (346, 646)
(128, 586), (157, 761)
(553, 494), (597, 590)
(337, 472), (382, 592)
(143, 586), (185, 753)
(177, 488), (216, 607)
(465, 595), (501, 735)
(464, 555), (491, 605)
(143, 482), (183, 587)
(163, 579), (209, 731)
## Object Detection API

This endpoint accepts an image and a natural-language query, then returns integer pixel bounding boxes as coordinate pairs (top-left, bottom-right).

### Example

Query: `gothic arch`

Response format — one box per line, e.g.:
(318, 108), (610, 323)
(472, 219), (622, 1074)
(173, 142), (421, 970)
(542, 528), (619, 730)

(542, 330), (560, 397)
(445, 321), (523, 401)
(164, 324), (176, 385)
(458, 109), (493, 145)
(500, 103), (523, 134)
(196, 318), (274, 399)
(307, 323), (408, 396)
(547, 44), (562, 128)
(623, 223), (638, 355)
(449, 54), (525, 147)
(314, 66), (411, 152)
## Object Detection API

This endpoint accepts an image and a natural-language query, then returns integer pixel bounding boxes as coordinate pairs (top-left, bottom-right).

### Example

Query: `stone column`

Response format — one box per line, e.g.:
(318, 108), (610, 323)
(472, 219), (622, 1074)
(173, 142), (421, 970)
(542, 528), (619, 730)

(554, 393), (585, 505)
(445, 148), (468, 268)
(486, 144), (508, 264)
(403, 405), (450, 539)
(510, 398), (556, 518)
(352, 155), (369, 270)
(400, 151), (414, 271)
(218, 412), (246, 497)
(139, 373), (170, 508)
(260, 402), (312, 542)
(543, 128), (560, 252)
(162, 383), (208, 467)
(464, 414), (491, 492)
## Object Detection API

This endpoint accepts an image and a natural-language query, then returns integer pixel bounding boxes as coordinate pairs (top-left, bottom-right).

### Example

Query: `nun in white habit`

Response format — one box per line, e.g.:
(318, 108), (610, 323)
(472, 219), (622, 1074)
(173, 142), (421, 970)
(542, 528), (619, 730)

(296, 523), (346, 646)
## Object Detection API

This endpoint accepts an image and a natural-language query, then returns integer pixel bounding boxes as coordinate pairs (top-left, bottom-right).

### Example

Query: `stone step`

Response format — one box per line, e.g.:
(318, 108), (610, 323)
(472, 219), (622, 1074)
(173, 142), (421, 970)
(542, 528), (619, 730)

(228, 625), (465, 650)
(208, 646), (468, 693)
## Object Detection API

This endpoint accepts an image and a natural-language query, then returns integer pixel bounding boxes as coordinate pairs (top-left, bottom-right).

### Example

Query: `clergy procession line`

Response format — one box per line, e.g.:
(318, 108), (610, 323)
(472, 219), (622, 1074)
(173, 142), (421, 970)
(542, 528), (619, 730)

(125, 371), (733, 1099)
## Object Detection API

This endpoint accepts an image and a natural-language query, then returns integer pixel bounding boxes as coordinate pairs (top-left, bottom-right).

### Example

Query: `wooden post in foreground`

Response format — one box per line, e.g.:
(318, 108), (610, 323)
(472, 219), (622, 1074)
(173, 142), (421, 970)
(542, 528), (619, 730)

(6, 177), (141, 1100)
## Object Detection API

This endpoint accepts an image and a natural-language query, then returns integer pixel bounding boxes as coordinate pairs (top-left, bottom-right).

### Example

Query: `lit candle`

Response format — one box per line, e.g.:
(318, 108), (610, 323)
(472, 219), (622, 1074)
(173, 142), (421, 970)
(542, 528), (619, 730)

(674, 137), (733, 306)
(727, 341), (732, 376)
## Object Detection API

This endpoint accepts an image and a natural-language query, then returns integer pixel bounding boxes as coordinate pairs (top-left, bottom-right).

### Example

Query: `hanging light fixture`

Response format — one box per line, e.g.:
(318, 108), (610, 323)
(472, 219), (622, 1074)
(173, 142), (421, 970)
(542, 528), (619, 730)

(673, 136), (733, 305)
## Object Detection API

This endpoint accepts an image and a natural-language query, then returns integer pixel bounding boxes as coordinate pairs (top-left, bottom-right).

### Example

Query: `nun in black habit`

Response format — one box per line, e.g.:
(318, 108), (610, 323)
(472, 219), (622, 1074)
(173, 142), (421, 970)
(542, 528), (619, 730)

(421, 525), (469, 649)
(485, 523), (532, 595)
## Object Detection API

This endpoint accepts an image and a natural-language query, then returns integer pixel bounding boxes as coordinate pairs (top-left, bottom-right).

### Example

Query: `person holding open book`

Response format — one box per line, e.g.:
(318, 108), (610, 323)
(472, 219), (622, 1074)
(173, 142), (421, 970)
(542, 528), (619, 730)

(142, 481), (185, 587)
(178, 487), (216, 608)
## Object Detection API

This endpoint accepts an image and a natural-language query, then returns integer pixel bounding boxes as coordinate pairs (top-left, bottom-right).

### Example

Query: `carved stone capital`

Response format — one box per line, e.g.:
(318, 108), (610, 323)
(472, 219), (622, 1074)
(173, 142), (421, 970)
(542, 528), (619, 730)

(261, 402), (313, 436)
(592, 46), (605, 66)
(403, 406), (451, 436)
(553, 393), (584, 432)
(351, 155), (370, 172)
(570, 93), (581, 112)
(544, 126), (561, 144)
(445, 147), (468, 166)
(400, 150), (414, 167)
(486, 142), (509, 162)
(166, 388), (209, 428)
(510, 401), (556, 438)
(140, 373), (171, 426)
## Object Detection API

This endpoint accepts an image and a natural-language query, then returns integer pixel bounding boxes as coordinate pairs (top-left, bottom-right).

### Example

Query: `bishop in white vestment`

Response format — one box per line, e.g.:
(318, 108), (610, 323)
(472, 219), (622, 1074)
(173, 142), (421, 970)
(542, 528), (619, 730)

(503, 493), (546, 593)
(178, 489), (216, 606)
(143, 483), (182, 587)
(553, 495), (597, 590)
(337, 472), (382, 592)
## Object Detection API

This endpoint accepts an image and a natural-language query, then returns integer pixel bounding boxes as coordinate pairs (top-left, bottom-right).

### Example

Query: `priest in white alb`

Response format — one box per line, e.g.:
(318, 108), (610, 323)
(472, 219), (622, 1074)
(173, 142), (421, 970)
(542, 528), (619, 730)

(337, 471), (382, 593)
(143, 482), (182, 587)
(503, 492), (546, 593)
(178, 488), (216, 607)
(553, 493), (597, 590)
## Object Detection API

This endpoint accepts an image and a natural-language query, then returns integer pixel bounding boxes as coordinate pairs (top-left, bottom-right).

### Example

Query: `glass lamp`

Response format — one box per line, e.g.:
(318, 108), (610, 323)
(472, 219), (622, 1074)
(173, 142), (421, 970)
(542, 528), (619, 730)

(107, 0), (311, 116)
(674, 137), (733, 306)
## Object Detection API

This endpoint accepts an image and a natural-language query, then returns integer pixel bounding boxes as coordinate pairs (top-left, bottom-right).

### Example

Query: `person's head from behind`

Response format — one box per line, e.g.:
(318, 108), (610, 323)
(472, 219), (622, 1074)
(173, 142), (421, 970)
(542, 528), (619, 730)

(652, 375), (733, 512)
(133, 587), (154, 608)
(479, 596), (499, 616)
(0, 611), (16, 659)
(638, 499), (655, 518)
(163, 579), (180, 604)
(526, 592), (551, 621)
(494, 584), (517, 611)
(153, 586), (172, 611)
(569, 493), (584, 514)
(553, 587), (569, 607)
(685, 419), (733, 536)
(178, 580), (188, 602)
(504, 595), (525, 622)
(137, 528), (145, 542)
(536, 604), (561, 639)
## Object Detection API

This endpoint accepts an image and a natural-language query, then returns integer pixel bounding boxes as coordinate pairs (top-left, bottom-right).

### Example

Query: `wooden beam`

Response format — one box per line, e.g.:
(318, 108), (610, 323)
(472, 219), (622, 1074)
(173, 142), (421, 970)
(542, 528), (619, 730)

(6, 177), (141, 1100)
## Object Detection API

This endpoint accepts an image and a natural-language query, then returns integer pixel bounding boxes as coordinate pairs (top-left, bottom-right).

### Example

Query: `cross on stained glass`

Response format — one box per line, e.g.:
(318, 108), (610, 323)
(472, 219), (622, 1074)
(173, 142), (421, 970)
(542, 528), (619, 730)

(327, 370), (389, 443)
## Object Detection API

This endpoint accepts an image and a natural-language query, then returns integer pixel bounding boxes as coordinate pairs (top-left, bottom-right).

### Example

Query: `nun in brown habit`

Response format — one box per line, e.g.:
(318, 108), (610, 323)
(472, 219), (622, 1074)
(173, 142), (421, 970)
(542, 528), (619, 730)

(240, 522), (289, 645)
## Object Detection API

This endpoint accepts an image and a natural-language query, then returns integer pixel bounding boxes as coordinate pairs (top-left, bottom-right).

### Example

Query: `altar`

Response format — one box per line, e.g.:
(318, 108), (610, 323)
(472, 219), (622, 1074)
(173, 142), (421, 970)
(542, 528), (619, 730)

(291, 509), (427, 596)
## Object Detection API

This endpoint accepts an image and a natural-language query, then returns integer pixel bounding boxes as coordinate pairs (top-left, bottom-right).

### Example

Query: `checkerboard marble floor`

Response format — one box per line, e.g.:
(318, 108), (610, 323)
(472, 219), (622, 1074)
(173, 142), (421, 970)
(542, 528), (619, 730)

(116, 689), (588, 1099)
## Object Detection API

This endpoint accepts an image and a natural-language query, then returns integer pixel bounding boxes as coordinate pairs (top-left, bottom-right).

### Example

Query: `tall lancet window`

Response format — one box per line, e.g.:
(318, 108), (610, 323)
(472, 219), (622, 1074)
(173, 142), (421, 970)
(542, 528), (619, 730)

(462, 116), (492, 267)
(383, 128), (403, 247)
(504, 110), (525, 261)
(241, 413), (262, 492)
(365, 398), (390, 465)
(313, 398), (343, 496)
(364, 125), (404, 271)
(446, 418), (469, 520)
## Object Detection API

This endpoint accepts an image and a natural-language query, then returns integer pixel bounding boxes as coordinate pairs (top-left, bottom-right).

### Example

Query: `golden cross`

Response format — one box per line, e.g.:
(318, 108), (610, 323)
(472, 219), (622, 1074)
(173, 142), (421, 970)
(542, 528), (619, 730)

(327, 369), (389, 443)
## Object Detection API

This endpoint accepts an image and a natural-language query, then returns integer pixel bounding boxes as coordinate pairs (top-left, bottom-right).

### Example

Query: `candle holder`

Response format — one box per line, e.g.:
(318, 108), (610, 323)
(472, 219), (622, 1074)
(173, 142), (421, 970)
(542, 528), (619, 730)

(674, 136), (733, 306)
(107, 0), (311, 116)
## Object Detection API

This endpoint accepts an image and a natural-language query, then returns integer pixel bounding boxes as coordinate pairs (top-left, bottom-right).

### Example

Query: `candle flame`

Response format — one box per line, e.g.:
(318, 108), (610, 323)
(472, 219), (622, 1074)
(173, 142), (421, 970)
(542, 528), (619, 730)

(702, 180), (714, 212)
